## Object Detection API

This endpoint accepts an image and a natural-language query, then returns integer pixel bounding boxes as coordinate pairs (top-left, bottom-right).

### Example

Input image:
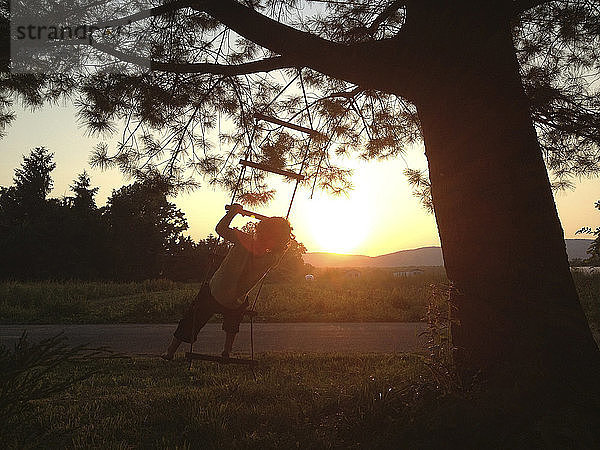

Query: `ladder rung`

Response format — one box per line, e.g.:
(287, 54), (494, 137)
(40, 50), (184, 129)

(185, 352), (258, 366)
(254, 112), (320, 137)
(239, 159), (305, 181)
(225, 205), (269, 221)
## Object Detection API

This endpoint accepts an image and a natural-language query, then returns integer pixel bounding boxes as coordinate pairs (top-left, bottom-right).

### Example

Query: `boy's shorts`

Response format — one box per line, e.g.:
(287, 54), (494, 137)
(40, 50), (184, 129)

(173, 283), (248, 343)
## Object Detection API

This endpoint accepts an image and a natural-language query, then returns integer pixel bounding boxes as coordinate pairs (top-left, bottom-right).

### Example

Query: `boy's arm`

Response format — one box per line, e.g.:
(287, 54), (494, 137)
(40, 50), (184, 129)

(215, 203), (244, 243)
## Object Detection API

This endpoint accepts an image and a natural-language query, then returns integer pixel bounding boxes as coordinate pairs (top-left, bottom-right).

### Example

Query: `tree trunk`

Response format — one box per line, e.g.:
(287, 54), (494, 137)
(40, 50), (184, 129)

(410, 10), (600, 393)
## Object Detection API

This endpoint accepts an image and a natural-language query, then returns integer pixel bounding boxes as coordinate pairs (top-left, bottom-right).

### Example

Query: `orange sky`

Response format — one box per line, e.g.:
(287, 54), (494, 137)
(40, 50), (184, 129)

(0, 103), (597, 256)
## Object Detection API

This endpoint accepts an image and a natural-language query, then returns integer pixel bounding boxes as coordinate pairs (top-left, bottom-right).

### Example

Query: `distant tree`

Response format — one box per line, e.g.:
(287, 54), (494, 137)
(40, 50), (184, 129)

(576, 200), (600, 265)
(69, 171), (99, 210)
(0, 148), (59, 278)
(193, 233), (231, 279)
(235, 220), (307, 281)
(269, 238), (308, 282)
(162, 233), (231, 281)
(0, 185), (19, 278)
(161, 235), (200, 281)
(237, 221), (307, 281)
(0, 185), (18, 225)
(55, 171), (109, 279)
(12, 147), (55, 212)
(104, 178), (189, 280)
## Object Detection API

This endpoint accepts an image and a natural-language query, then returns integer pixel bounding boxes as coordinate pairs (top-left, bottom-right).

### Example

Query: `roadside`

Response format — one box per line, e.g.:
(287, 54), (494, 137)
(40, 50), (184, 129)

(0, 322), (428, 356)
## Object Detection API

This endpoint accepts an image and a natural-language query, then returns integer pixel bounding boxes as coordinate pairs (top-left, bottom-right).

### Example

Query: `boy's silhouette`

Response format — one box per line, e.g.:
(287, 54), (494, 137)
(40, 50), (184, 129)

(162, 203), (292, 359)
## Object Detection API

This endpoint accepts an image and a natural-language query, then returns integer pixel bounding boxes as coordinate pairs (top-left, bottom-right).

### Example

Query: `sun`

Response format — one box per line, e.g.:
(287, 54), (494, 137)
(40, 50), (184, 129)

(303, 194), (373, 254)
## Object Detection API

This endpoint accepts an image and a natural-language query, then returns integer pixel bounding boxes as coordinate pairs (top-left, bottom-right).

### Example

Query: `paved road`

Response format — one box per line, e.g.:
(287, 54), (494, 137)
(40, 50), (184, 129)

(0, 323), (427, 356)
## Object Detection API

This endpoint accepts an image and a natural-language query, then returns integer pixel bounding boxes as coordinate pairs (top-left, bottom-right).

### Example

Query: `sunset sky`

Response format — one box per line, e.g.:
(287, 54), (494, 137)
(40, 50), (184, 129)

(1, 103), (598, 256)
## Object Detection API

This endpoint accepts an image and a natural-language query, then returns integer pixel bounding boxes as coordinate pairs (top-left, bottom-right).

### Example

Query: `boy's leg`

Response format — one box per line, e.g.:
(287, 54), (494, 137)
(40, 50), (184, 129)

(222, 332), (237, 358)
(161, 336), (182, 360)
(221, 308), (245, 357)
(164, 285), (214, 358)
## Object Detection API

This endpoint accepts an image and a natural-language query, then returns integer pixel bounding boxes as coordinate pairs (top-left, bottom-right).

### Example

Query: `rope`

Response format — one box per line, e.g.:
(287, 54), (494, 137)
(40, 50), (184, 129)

(190, 69), (317, 370)
(246, 69), (315, 361)
(286, 68), (314, 219)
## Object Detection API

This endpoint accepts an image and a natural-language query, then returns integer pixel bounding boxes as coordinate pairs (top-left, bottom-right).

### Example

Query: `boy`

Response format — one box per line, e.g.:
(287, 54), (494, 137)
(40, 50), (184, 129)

(162, 203), (292, 360)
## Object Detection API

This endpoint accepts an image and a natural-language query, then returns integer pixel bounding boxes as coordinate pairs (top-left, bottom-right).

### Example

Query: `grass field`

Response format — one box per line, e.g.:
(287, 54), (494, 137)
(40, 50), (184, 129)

(2, 273), (599, 448)
(573, 271), (600, 342)
(0, 268), (448, 324)
(6, 352), (598, 449)
(1, 269), (599, 333)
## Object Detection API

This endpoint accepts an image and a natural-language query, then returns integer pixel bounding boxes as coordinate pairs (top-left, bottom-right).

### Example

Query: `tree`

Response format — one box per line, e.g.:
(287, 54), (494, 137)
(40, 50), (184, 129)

(577, 200), (600, 264)
(69, 171), (99, 210)
(239, 221), (308, 281)
(59, 171), (108, 279)
(12, 146), (56, 212)
(104, 177), (189, 280)
(269, 238), (308, 282)
(2, 0), (599, 406)
(0, 147), (58, 278)
(0, 152), (111, 279)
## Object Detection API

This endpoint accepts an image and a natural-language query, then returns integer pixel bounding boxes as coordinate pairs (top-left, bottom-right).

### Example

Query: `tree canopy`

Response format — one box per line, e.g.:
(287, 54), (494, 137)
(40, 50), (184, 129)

(0, 149), (291, 281)
(0, 0), (598, 200)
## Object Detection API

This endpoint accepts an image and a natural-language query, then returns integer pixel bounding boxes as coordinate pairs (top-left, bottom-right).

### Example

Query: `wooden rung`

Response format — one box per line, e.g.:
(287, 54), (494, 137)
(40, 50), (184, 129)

(225, 205), (269, 221)
(254, 112), (320, 137)
(239, 159), (305, 181)
(185, 352), (258, 366)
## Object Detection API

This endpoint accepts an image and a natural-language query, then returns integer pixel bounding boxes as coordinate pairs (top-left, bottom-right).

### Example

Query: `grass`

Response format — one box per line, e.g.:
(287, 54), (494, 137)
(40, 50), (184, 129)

(0, 268), (450, 324)
(1, 347), (443, 448)
(1, 268), (599, 337)
(573, 271), (600, 343)
(0, 279), (198, 324)
(2, 272), (600, 448)
(4, 353), (599, 449)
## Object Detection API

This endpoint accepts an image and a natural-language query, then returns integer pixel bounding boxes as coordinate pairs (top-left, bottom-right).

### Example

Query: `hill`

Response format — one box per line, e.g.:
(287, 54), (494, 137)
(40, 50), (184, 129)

(303, 239), (593, 268)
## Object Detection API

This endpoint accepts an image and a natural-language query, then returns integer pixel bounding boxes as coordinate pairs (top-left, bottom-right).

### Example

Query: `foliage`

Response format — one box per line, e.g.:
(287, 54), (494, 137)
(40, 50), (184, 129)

(0, 332), (107, 448)
(2, 352), (598, 448)
(516, 2), (600, 186)
(1, 1), (598, 199)
(404, 168), (433, 213)
(573, 270), (600, 344)
(0, 150), (229, 281)
(104, 178), (189, 280)
(576, 200), (600, 264)
(11, 146), (56, 208)
(0, 148), (69, 278)
(68, 170), (99, 210)
(419, 283), (462, 394)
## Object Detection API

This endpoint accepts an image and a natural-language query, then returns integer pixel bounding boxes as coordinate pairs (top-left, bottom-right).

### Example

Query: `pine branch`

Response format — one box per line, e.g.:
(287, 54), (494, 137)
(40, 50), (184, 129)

(92, 0), (195, 29)
(193, 0), (418, 96)
(511, 0), (553, 16)
(365, 0), (407, 35)
(89, 42), (294, 74)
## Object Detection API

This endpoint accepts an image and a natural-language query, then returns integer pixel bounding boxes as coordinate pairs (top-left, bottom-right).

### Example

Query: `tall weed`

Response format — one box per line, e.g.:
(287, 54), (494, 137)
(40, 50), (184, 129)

(0, 332), (108, 448)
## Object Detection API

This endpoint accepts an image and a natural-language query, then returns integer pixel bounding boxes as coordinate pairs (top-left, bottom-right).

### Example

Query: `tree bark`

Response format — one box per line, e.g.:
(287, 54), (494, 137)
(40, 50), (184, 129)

(409, 8), (600, 392)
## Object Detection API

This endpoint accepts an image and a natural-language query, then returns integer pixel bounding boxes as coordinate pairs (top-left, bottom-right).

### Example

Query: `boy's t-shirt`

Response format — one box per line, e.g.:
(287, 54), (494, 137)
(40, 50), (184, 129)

(209, 230), (277, 309)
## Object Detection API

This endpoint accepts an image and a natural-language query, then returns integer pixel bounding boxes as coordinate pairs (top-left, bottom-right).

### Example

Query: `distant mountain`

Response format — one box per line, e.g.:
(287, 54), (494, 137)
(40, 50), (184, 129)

(301, 252), (374, 268)
(303, 239), (594, 268)
(371, 246), (443, 267)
